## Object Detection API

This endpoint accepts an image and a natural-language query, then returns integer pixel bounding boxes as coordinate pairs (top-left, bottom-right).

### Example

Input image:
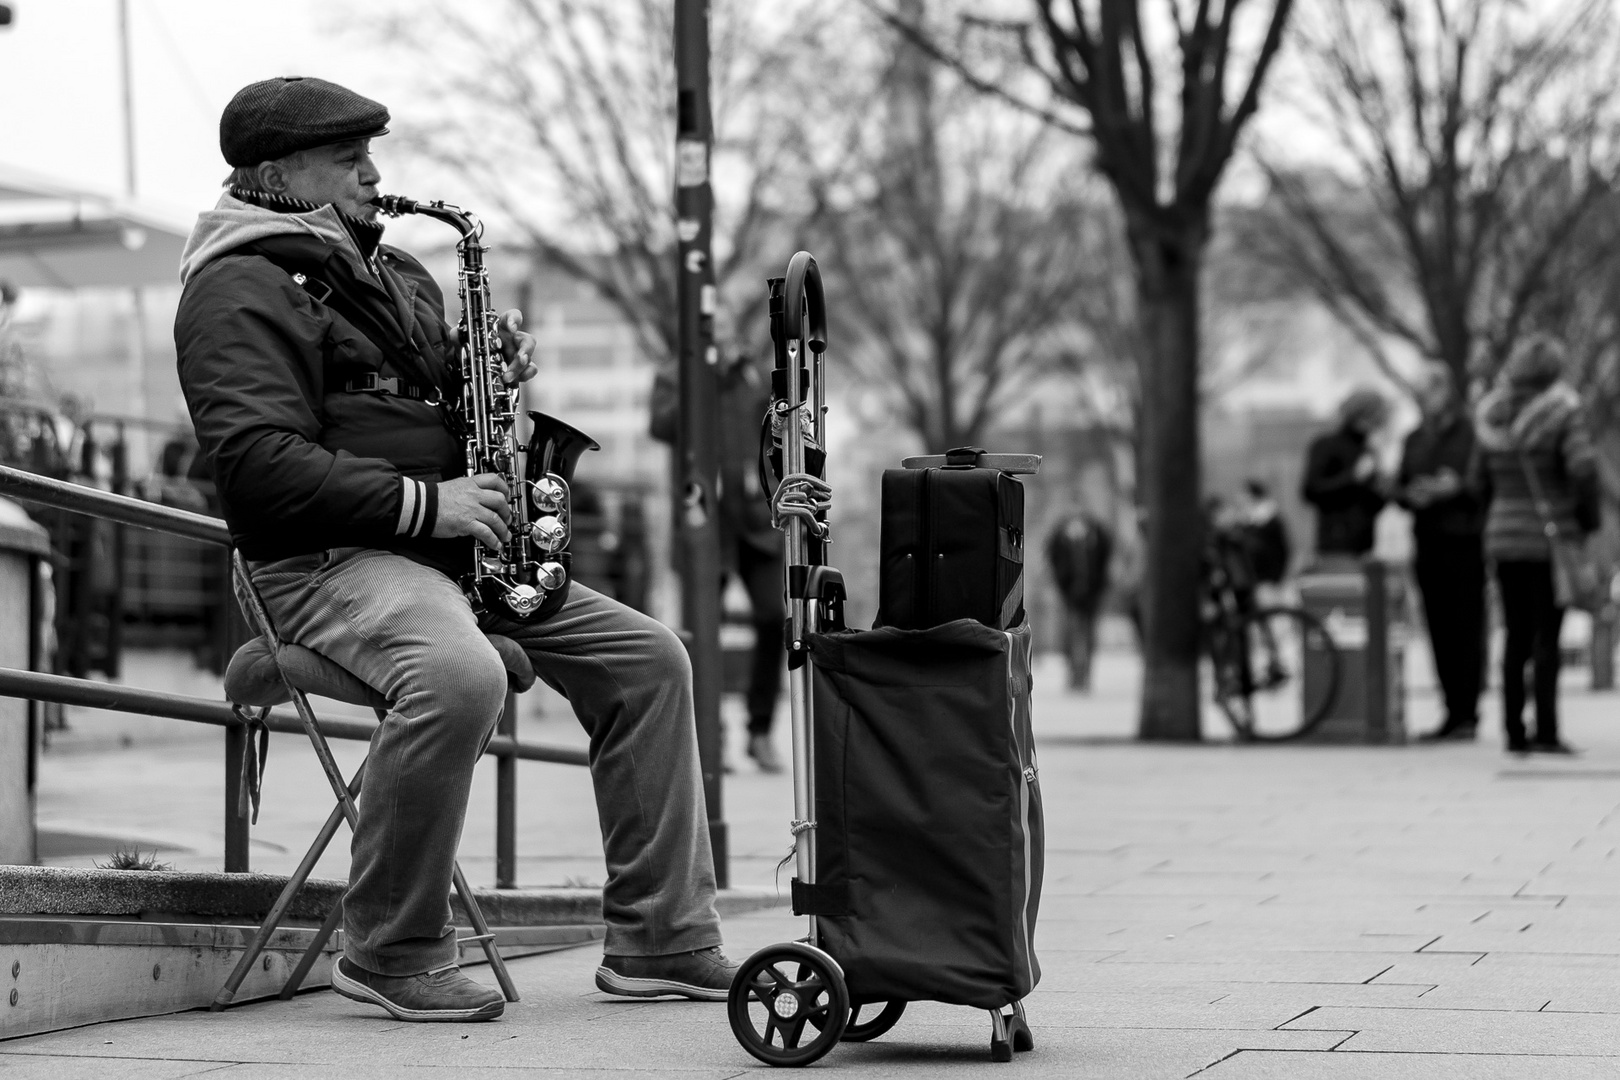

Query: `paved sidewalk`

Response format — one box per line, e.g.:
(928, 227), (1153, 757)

(6, 648), (1620, 1077)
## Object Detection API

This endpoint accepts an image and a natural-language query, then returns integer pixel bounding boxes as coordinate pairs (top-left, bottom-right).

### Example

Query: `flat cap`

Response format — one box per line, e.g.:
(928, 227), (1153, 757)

(220, 77), (390, 167)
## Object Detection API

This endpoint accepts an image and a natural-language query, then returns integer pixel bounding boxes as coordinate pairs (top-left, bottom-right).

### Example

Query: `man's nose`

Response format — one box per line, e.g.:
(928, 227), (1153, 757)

(358, 153), (381, 188)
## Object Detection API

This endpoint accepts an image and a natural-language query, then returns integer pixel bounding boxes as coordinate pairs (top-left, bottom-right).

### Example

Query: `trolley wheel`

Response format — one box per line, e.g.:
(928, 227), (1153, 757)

(842, 999), (907, 1042)
(810, 998), (906, 1042)
(728, 943), (849, 1067)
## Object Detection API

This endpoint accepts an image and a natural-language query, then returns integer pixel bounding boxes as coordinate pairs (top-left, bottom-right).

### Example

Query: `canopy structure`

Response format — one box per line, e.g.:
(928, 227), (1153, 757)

(0, 164), (189, 290)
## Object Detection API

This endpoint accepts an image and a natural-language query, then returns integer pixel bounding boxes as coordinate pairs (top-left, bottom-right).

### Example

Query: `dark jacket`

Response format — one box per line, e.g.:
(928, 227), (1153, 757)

(1046, 514), (1113, 612)
(649, 355), (782, 566)
(1471, 381), (1598, 563)
(174, 192), (467, 574)
(1396, 410), (1484, 543)
(1302, 427), (1386, 557)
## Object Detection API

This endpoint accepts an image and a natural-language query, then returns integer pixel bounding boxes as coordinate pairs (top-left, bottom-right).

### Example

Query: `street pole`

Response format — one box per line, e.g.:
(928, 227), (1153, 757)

(116, 0), (141, 679)
(116, 0), (146, 442)
(674, 0), (727, 888)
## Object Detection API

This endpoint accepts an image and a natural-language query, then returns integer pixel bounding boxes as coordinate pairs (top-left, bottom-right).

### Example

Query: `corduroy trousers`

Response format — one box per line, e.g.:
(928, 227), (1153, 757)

(252, 547), (721, 977)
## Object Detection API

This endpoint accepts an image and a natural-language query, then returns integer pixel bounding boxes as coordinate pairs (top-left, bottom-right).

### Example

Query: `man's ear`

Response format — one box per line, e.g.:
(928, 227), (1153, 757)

(255, 160), (288, 194)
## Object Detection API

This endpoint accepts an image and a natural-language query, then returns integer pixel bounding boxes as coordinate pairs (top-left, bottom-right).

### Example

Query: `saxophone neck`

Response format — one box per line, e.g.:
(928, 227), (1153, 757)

(374, 194), (480, 242)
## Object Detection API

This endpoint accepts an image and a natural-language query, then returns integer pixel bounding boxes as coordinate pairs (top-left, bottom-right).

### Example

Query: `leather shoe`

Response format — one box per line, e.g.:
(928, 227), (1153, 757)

(1418, 725), (1477, 743)
(1531, 740), (1579, 755)
(331, 956), (504, 1022)
(596, 946), (738, 1001)
(747, 733), (784, 774)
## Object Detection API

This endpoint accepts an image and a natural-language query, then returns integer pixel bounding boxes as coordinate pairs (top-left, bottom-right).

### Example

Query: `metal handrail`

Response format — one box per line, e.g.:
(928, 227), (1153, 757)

(0, 667), (587, 766)
(0, 462), (230, 544)
(0, 462), (589, 883)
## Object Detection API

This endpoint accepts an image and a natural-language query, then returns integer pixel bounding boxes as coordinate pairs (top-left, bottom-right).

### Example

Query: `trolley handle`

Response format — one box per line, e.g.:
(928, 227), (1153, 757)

(782, 251), (826, 359)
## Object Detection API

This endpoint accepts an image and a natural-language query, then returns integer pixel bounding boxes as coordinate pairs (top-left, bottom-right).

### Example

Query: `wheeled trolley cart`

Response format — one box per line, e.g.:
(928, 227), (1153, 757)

(727, 253), (1043, 1067)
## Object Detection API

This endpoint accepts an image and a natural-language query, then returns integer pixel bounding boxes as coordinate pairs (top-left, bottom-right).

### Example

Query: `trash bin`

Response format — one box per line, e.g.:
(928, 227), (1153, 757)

(0, 497), (51, 865)
(1297, 557), (1407, 744)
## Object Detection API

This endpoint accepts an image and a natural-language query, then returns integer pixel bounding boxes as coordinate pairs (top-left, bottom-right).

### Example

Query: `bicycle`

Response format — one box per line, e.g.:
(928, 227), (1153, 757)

(1202, 524), (1341, 742)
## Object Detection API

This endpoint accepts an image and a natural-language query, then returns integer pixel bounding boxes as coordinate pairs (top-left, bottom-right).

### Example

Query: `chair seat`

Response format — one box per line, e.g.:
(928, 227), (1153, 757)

(225, 633), (537, 709)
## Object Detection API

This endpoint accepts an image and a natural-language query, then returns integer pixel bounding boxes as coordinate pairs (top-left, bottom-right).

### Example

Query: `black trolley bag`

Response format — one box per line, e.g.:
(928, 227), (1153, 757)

(727, 251), (1041, 1067)
(803, 617), (1043, 1013)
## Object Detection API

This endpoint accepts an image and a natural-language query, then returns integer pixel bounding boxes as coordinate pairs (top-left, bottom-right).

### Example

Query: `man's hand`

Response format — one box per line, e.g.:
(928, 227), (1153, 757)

(433, 474), (512, 550)
(443, 310), (538, 387)
(1353, 453), (1378, 483)
(497, 310), (537, 387)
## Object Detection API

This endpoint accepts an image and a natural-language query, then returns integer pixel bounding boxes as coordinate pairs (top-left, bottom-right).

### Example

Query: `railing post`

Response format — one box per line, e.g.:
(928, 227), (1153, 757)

(495, 689), (517, 888)
(224, 724), (249, 872)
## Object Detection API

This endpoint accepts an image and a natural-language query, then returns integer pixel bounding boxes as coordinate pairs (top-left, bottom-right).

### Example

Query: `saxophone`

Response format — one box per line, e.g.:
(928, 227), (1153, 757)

(376, 194), (598, 620)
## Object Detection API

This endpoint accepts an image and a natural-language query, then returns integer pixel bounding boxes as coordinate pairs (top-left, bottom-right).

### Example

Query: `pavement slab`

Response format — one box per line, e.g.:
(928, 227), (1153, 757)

(1196, 1050), (1620, 1079)
(13, 649), (1620, 1076)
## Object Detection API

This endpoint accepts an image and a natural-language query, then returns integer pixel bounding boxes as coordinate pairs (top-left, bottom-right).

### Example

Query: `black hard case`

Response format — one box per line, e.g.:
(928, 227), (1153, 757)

(802, 619), (1043, 1010)
(878, 456), (1026, 631)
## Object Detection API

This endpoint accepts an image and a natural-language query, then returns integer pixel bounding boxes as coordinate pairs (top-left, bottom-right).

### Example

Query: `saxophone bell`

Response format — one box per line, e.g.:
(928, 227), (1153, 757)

(525, 411), (600, 484)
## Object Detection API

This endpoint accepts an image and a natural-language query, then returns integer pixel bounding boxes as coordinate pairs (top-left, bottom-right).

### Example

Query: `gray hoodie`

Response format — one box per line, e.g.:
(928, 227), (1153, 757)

(178, 191), (371, 285)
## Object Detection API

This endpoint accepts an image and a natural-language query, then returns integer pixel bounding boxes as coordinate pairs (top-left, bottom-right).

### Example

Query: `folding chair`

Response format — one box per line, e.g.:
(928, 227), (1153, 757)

(212, 551), (529, 1009)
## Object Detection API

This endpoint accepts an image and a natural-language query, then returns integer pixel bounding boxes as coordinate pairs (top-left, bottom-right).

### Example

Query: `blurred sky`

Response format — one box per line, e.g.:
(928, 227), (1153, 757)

(0, 0), (1574, 229)
(0, 0), (416, 221)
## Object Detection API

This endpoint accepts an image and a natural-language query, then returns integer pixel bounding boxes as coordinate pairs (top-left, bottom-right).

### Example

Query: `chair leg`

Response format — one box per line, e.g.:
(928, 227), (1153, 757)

(212, 761), (366, 1010)
(281, 890), (346, 999)
(453, 861), (520, 1002)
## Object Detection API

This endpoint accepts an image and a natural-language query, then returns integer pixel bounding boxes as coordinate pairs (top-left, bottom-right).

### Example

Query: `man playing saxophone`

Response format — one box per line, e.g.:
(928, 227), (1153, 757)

(175, 77), (735, 1023)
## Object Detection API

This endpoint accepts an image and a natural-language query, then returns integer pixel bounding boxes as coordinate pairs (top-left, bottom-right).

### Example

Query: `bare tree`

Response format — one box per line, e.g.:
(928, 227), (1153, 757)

(365, 0), (819, 367)
(806, 1), (1111, 453)
(879, 0), (1294, 740)
(1257, 0), (1620, 390)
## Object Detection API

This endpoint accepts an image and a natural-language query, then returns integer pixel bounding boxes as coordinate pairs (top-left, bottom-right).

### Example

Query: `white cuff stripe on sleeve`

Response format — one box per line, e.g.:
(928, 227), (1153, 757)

(396, 478), (425, 536)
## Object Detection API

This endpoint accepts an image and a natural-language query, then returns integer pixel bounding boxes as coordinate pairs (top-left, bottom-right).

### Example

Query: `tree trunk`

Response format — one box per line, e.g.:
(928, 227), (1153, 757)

(1132, 221), (1206, 741)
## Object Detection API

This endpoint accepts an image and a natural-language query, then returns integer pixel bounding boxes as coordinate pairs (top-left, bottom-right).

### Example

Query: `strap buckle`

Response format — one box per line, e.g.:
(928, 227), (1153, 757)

(352, 373), (401, 395)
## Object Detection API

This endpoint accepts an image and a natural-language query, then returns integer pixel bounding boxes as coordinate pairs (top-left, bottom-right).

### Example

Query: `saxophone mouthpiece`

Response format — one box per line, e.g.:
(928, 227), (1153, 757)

(374, 194), (417, 216)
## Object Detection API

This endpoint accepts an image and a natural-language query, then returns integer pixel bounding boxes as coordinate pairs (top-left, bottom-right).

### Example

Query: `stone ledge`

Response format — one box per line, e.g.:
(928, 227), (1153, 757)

(0, 865), (785, 925)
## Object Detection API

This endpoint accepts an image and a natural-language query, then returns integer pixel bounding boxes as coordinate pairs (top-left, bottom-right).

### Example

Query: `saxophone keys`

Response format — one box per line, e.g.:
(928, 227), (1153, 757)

(537, 562), (567, 592)
(503, 583), (543, 616)
(529, 476), (566, 513)
(530, 515), (567, 552)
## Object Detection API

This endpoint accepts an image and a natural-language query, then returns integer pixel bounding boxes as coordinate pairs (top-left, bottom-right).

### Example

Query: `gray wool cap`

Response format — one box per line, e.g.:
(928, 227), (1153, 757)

(219, 77), (390, 166)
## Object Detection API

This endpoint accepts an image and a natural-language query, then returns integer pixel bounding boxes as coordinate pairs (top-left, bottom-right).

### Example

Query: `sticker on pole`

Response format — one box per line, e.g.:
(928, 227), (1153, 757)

(676, 139), (708, 188)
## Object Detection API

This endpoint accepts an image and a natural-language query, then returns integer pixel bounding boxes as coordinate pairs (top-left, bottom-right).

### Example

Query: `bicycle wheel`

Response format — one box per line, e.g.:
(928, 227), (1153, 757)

(1216, 606), (1340, 742)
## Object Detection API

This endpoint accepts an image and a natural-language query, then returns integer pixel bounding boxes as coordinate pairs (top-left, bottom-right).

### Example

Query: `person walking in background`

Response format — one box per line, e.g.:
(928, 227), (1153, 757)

(1046, 508), (1114, 692)
(1237, 478), (1291, 592)
(1398, 362), (1486, 742)
(650, 353), (786, 773)
(1302, 388), (1390, 560)
(1473, 336), (1599, 755)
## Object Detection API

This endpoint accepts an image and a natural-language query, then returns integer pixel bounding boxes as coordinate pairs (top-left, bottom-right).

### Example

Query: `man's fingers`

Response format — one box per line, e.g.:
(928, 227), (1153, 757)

(500, 309), (523, 334)
(471, 473), (511, 497)
(480, 506), (512, 542)
(476, 488), (512, 518)
(470, 522), (502, 551)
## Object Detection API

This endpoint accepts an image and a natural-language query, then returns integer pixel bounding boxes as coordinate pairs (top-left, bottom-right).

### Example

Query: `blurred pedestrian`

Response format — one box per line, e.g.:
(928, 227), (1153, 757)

(650, 353), (786, 772)
(1046, 508), (1114, 692)
(1397, 361), (1486, 742)
(1473, 335), (1599, 755)
(1237, 478), (1291, 591)
(1302, 387), (1389, 560)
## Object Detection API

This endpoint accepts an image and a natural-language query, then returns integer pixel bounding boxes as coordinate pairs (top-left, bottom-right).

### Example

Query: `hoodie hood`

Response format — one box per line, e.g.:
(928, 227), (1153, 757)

(179, 191), (370, 285)
(1474, 380), (1581, 453)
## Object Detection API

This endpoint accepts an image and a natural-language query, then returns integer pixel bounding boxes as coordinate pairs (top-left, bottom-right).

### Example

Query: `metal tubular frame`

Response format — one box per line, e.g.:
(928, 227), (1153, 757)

(777, 252), (828, 940)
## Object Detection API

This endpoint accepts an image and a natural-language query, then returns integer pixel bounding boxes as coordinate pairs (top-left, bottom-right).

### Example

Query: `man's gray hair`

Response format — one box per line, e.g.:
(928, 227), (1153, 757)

(223, 149), (313, 191)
